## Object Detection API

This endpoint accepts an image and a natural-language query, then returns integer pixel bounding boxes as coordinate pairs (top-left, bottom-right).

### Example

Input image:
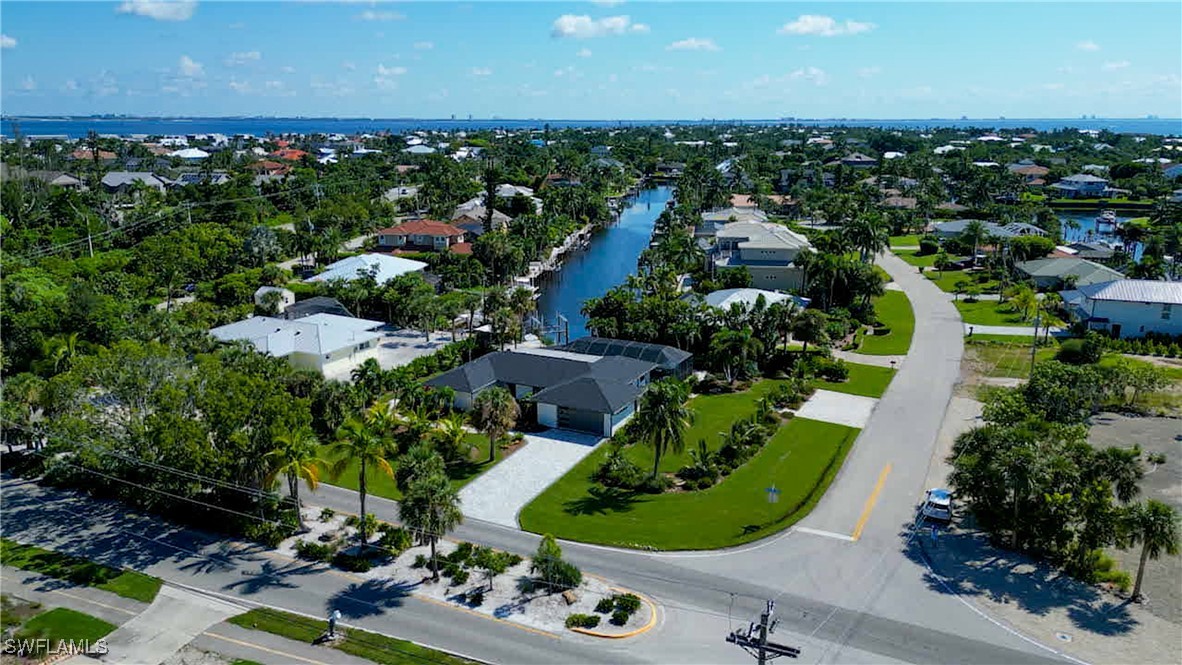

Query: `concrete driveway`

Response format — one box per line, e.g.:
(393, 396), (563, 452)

(458, 429), (602, 527)
(795, 389), (879, 428)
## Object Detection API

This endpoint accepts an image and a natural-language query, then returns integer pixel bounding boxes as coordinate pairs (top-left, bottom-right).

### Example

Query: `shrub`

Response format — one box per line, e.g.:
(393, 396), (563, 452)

(918, 238), (940, 256)
(448, 542), (475, 565)
(333, 552), (373, 573)
(610, 609), (631, 626)
(532, 534), (583, 591)
(294, 540), (337, 563)
(412, 554), (429, 569)
(565, 613), (601, 629)
(244, 521), (292, 548)
(318, 508), (336, 522)
(594, 448), (645, 489)
(694, 476), (715, 491)
(467, 590), (484, 606)
(344, 513), (378, 536)
(450, 569), (470, 585)
(813, 358), (849, 382)
(1056, 335), (1104, 365)
(615, 593), (642, 614)
(635, 474), (672, 494)
(595, 597), (615, 614)
(377, 527), (413, 556)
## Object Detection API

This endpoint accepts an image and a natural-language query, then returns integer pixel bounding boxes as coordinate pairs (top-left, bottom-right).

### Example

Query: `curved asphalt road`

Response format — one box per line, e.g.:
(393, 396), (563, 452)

(0, 253), (1073, 665)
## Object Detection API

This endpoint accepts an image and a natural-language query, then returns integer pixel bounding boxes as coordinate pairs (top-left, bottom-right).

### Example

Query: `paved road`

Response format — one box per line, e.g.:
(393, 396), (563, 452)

(0, 253), (1079, 665)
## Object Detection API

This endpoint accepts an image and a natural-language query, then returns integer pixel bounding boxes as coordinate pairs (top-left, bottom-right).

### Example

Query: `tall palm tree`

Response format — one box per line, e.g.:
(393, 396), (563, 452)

(471, 387), (519, 463)
(843, 215), (890, 263)
(792, 309), (830, 355)
(264, 424), (323, 532)
(45, 333), (79, 374)
(1122, 500), (1179, 602)
(962, 221), (987, 264)
(1010, 285), (1039, 322)
(432, 412), (471, 464)
(632, 378), (693, 479)
(709, 328), (763, 384)
(328, 409), (396, 547)
(400, 470), (463, 582)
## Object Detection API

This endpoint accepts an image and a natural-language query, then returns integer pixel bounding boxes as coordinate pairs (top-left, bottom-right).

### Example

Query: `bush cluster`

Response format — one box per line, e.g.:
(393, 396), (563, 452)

(565, 613), (601, 629)
(332, 551), (373, 573)
(594, 593), (643, 627)
(376, 524), (414, 557)
(1101, 332), (1182, 358)
(294, 539), (337, 563)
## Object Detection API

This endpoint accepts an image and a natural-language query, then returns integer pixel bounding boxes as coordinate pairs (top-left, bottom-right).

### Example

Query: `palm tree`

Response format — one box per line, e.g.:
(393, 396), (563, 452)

(792, 309), (830, 355)
(432, 412), (471, 464)
(400, 470), (463, 582)
(328, 409), (396, 547)
(45, 333), (79, 374)
(843, 214), (890, 263)
(264, 424), (323, 532)
(351, 358), (386, 406)
(709, 328), (763, 384)
(632, 378), (693, 479)
(1122, 500), (1179, 602)
(962, 221), (987, 264)
(471, 387), (519, 463)
(1010, 285), (1039, 322)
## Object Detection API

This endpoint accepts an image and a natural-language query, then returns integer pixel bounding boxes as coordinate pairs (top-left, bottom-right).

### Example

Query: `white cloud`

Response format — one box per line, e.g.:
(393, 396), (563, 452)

(225, 50), (261, 67)
(374, 64), (407, 90)
(178, 55), (204, 77)
(857, 65), (881, 78)
(590, 0), (626, 6)
(413, 41), (434, 50)
(608, 73), (619, 83)
(20, 76), (36, 91)
(789, 66), (828, 85)
(1102, 60), (1130, 71)
(1076, 40), (1100, 52)
(551, 14), (648, 39)
(633, 63), (671, 73)
(63, 79), (79, 92)
(470, 67), (493, 77)
(357, 10), (405, 21)
(342, 61), (356, 71)
(377, 64), (407, 76)
(281, 65), (296, 74)
(777, 14), (875, 37)
(554, 66), (576, 78)
(116, 0), (197, 21)
(228, 78), (251, 93)
(666, 37), (720, 52)
(577, 47), (593, 58)
(0, 34), (16, 49)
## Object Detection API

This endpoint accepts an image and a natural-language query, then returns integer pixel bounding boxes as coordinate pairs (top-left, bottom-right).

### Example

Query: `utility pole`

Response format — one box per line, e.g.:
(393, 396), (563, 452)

(1030, 310), (1041, 375)
(726, 600), (800, 664)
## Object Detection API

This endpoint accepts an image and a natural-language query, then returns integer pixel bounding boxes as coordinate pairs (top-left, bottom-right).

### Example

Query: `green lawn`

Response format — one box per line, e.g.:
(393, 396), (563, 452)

(229, 608), (474, 665)
(1099, 355), (1182, 383)
(859, 291), (915, 356)
(322, 433), (494, 502)
(966, 333), (1037, 344)
(926, 270), (1001, 294)
(955, 300), (1061, 328)
(966, 340), (1057, 379)
(15, 608), (115, 655)
(894, 249), (938, 268)
(889, 234), (923, 248)
(814, 363), (896, 398)
(518, 417), (860, 550)
(0, 539), (162, 603)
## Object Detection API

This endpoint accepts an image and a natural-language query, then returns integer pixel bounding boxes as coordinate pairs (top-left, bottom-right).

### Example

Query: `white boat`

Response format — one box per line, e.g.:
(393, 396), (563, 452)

(1095, 209), (1117, 228)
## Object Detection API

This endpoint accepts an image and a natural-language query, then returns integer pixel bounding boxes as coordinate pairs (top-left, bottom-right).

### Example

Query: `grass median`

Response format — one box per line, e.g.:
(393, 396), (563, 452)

(13, 608), (116, 656)
(519, 416), (860, 550)
(815, 362), (895, 398)
(321, 433), (494, 502)
(229, 608), (474, 665)
(859, 291), (914, 356)
(0, 539), (161, 603)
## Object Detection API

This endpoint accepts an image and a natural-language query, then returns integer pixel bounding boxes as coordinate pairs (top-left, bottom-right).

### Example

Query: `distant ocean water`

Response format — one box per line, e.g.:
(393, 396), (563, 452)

(2, 116), (1180, 139)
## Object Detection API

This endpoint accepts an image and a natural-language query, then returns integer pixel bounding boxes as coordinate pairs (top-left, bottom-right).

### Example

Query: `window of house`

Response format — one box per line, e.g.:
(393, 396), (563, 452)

(1163, 304), (1173, 320)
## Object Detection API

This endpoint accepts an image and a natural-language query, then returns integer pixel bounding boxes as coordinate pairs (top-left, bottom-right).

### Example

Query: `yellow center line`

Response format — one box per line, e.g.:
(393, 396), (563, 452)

(202, 631), (333, 665)
(851, 464), (892, 541)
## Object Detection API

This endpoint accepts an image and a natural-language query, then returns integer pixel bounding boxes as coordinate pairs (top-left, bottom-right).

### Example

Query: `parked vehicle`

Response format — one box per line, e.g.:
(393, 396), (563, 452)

(921, 488), (953, 522)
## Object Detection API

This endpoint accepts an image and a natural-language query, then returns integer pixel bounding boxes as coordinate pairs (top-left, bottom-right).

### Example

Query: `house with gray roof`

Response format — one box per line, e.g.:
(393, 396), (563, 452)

(1016, 257), (1124, 290)
(1050, 173), (1112, 198)
(932, 219), (1047, 241)
(101, 171), (167, 195)
(559, 337), (693, 379)
(209, 313), (384, 376)
(426, 343), (685, 436)
(708, 221), (815, 291)
(1061, 279), (1182, 339)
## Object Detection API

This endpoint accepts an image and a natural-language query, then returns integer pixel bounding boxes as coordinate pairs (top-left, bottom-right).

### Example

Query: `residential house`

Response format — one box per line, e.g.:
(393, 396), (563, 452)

(1061, 280), (1182, 339)
(841, 152), (878, 169)
(882, 196), (918, 210)
(1055, 241), (1117, 262)
(174, 171), (231, 186)
(559, 337), (694, 380)
(209, 314), (384, 377)
(100, 171), (167, 195)
(1008, 163), (1050, 186)
(169, 148), (210, 161)
(305, 253), (427, 285)
(253, 286), (296, 314)
(375, 219), (467, 253)
(710, 221), (815, 291)
(249, 160), (291, 176)
(451, 206), (512, 236)
(932, 219), (1047, 241)
(696, 288), (810, 314)
(26, 171), (86, 190)
(654, 162), (685, 178)
(696, 207), (769, 237)
(426, 345), (672, 436)
(404, 145), (437, 155)
(69, 148), (116, 162)
(1016, 258), (1125, 290)
(589, 145), (612, 156)
(270, 148), (309, 162)
(1050, 174), (1111, 198)
(282, 296), (355, 321)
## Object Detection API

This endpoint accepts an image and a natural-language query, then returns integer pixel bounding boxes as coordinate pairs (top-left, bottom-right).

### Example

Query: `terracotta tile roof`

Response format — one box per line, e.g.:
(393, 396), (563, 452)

(1013, 165), (1050, 176)
(730, 194), (756, 208)
(449, 242), (473, 255)
(378, 219), (465, 237)
(248, 160), (291, 175)
(270, 148), (309, 161)
(70, 148), (116, 160)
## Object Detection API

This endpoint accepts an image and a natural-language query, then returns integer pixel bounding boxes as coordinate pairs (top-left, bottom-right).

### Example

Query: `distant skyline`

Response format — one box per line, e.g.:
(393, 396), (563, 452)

(1, 1), (1179, 119)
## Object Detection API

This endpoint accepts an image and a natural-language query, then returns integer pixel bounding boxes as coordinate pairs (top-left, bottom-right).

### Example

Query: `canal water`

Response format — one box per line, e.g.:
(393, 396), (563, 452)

(536, 185), (674, 340)
(1058, 209), (1144, 260)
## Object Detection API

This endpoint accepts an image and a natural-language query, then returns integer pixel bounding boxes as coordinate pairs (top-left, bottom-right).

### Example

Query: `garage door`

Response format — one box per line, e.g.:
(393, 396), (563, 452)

(556, 406), (604, 435)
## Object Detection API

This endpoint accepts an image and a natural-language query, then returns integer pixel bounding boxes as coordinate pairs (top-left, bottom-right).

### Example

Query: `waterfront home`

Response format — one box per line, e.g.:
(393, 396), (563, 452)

(1060, 279), (1182, 339)
(559, 337), (694, 380)
(426, 345), (677, 436)
(174, 171), (231, 186)
(1008, 163), (1050, 185)
(1016, 257), (1125, 290)
(168, 147), (210, 161)
(1050, 173), (1111, 198)
(654, 161), (685, 177)
(696, 288), (810, 314)
(1054, 241), (1117, 262)
(209, 314), (384, 377)
(710, 221), (815, 291)
(281, 296), (355, 321)
(24, 170), (86, 190)
(69, 148), (116, 162)
(305, 253), (427, 285)
(932, 219), (1047, 241)
(451, 206), (512, 236)
(375, 219), (467, 253)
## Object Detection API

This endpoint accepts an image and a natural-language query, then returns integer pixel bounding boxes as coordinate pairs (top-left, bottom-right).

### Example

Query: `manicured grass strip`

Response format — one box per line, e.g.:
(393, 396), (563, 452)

(229, 608), (474, 665)
(926, 270), (1000, 294)
(323, 433), (491, 501)
(859, 291), (915, 356)
(966, 333), (1036, 344)
(955, 300), (1061, 328)
(0, 539), (162, 603)
(14, 608), (115, 655)
(1099, 354), (1182, 383)
(889, 234), (922, 248)
(815, 363), (895, 398)
(519, 418), (860, 550)
(894, 249), (937, 268)
(966, 340), (1057, 379)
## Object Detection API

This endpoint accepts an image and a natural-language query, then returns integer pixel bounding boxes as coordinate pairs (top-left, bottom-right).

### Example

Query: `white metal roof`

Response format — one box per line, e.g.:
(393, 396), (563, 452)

(703, 288), (809, 311)
(1076, 280), (1182, 306)
(305, 253), (427, 285)
(210, 314), (383, 357)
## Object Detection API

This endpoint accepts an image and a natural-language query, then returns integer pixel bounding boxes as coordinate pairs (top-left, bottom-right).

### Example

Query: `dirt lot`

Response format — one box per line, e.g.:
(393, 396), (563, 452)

(1087, 412), (1182, 625)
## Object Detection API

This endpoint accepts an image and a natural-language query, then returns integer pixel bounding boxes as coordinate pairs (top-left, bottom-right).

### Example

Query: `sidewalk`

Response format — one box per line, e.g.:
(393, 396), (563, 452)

(964, 324), (1063, 337)
(833, 349), (906, 368)
(0, 565), (145, 626)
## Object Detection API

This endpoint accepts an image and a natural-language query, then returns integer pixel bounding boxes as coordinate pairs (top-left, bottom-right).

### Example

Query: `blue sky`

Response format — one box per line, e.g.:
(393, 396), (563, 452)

(1, 1), (1179, 119)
